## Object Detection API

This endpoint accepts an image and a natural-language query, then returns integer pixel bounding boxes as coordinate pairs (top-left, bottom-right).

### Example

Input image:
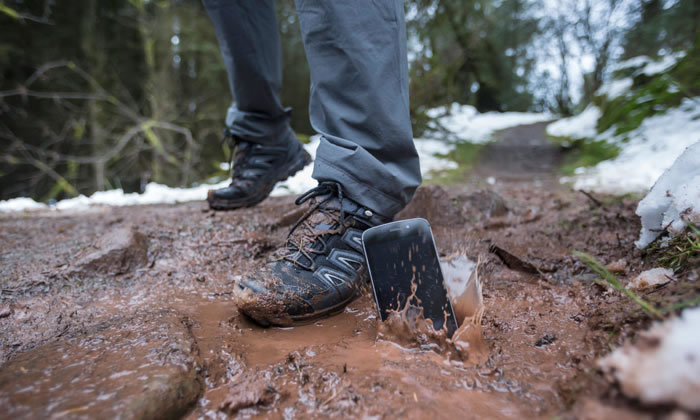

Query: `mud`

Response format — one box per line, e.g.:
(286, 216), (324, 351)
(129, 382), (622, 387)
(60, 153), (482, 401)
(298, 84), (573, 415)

(1, 126), (699, 418)
(0, 310), (201, 419)
(374, 254), (489, 365)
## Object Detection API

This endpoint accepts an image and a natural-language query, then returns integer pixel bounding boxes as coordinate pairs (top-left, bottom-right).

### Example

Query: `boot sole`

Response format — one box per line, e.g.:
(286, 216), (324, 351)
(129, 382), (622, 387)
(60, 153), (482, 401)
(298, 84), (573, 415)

(207, 148), (312, 210)
(240, 294), (357, 327)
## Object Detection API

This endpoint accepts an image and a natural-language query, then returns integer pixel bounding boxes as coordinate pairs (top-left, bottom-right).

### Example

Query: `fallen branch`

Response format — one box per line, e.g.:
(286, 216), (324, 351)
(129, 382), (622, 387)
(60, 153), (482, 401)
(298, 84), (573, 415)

(578, 189), (603, 207)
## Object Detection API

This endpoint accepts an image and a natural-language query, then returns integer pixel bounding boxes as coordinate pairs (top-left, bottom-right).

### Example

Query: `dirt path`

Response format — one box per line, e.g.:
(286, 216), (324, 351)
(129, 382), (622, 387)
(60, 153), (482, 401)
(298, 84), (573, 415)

(1, 126), (697, 419)
(474, 121), (563, 182)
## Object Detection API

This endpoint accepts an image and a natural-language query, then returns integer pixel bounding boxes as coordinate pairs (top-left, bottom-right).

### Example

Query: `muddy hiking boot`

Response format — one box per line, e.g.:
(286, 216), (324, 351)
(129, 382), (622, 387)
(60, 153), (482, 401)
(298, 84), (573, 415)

(235, 181), (390, 326)
(207, 129), (312, 210)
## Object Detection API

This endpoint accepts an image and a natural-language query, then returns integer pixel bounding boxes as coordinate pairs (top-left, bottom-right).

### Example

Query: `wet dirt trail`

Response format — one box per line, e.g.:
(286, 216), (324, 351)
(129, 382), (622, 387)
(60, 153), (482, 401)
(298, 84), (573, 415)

(473, 120), (563, 183)
(1, 124), (697, 419)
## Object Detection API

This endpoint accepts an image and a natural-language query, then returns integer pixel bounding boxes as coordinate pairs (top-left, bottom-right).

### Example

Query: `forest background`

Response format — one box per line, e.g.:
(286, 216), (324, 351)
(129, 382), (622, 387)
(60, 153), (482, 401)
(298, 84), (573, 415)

(0, 0), (697, 201)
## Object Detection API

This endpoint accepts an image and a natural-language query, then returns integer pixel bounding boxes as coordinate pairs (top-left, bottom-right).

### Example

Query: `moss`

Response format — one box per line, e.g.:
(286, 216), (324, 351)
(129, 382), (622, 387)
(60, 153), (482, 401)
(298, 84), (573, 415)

(596, 74), (684, 136)
(645, 225), (700, 273)
(596, 47), (699, 137)
(549, 136), (621, 176)
(424, 141), (485, 185)
(671, 42), (700, 96)
(561, 139), (620, 175)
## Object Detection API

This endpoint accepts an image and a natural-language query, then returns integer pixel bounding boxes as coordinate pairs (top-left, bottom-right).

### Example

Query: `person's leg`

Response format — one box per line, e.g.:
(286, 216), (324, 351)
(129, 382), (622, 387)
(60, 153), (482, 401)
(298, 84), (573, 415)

(203, 0), (311, 210)
(202, 0), (290, 145)
(296, 0), (421, 217)
(235, 0), (422, 326)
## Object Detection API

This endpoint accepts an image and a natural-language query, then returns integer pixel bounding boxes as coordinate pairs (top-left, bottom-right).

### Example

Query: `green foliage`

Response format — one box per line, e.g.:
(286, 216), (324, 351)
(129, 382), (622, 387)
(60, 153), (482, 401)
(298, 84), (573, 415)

(407, 0), (539, 116)
(0, 2), (20, 19)
(556, 138), (621, 176)
(645, 225), (700, 273)
(425, 141), (484, 185)
(591, 44), (699, 145)
(622, 0), (700, 59)
(0, 0), (311, 201)
(595, 74), (683, 136)
(671, 41), (700, 97)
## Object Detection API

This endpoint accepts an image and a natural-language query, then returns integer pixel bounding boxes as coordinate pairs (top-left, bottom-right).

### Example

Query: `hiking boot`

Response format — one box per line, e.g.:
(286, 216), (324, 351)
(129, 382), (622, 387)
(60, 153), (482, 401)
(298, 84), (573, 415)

(235, 181), (390, 326)
(207, 129), (312, 210)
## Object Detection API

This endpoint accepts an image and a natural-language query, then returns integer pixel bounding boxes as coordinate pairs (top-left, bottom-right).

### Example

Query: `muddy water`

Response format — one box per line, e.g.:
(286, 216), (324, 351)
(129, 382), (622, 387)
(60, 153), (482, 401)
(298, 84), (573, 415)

(0, 183), (664, 419)
(186, 292), (535, 419)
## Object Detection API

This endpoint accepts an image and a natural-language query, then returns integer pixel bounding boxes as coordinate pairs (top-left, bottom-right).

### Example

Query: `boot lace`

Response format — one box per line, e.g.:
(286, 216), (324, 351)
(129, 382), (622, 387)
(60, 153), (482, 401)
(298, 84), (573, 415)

(281, 182), (349, 271)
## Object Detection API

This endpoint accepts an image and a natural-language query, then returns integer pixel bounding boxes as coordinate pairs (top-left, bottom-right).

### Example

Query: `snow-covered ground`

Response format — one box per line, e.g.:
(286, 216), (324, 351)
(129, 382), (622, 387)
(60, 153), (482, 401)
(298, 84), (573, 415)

(547, 106), (600, 140)
(1, 107), (549, 213)
(598, 305), (700, 411)
(595, 52), (686, 101)
(424, 103), (552, 143)
(635, 140), (700, 248)
(551, 53), (699, 195)
(564, 99), (700, 194)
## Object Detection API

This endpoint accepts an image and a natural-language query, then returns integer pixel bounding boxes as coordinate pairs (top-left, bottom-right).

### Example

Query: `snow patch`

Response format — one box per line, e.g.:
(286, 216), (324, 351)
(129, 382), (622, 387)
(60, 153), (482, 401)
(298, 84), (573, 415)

(596, 78), (633, 100)
(414, 139), (458, 174)
(612, 51), (686, 76)
(425, 103), (551, 143)
(0, 197), (49, 213)
(0, 135), (458, 213)
(598, 306), (700, 412)
(565, 99), (700, 195)
(546, 106), (601, 140)
(634, 140), (700, 248)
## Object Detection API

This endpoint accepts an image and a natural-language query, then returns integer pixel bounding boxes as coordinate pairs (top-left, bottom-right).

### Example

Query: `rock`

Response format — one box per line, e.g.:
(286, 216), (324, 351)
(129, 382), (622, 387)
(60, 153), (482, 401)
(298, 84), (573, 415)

(598, 306), (700, 412)
(395, 185), (464, 226)
(396, 186), (509, 226)
(535, 334), (557, 348)
(0, 310), (202, 419)
(0, 305), (11, 318)
(605, 259), (627, 273)
(628, 268), (674, 290)
(70, 226), (149, 275)
(459, 189), (509, 218)
(218, 371), (278, 414)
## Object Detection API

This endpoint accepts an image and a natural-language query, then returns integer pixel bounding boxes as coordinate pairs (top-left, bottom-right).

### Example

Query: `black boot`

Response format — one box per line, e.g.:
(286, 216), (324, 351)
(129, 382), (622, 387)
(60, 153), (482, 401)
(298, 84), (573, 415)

(234, 182), (391, 326)
(207, 129), (312, 210)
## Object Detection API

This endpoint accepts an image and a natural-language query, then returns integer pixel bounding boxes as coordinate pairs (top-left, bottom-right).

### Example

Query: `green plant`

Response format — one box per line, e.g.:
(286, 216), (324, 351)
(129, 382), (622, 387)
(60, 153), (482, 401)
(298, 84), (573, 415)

(425, 141), (485, 185)
(646, 224), (700, 272)
(557, 138), (621, 175)
(572, 250), (663, 319)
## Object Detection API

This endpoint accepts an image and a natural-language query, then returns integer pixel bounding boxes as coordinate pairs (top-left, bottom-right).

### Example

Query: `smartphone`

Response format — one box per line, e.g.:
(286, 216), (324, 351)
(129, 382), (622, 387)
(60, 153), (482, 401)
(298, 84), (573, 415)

(362, 218), (458, 337)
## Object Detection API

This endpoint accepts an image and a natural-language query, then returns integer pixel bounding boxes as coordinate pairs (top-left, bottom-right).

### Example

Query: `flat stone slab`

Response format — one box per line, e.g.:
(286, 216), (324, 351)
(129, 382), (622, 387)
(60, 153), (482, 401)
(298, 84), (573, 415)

(69, 226), (149, 276)
(0, 309), (201, 419)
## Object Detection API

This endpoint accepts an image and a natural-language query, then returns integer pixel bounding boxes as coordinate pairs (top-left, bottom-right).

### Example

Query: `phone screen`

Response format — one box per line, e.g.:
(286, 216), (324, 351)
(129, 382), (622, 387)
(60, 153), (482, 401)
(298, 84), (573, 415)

(363, 219), (458, 337)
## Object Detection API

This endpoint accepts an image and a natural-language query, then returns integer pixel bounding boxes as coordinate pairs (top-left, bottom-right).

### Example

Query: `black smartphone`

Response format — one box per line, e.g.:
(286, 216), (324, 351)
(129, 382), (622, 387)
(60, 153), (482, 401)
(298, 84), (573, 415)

(362, 218), (458, 337)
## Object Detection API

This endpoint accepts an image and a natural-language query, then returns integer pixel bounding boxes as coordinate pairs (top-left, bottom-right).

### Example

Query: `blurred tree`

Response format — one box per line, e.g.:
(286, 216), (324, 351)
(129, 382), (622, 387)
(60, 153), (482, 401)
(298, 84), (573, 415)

(2, 0), (693, 202)
(571, 0), (633, 105)
(0, 0), (316, 201)
(407, 0), (540, 119)
(622, 0), (700, 58)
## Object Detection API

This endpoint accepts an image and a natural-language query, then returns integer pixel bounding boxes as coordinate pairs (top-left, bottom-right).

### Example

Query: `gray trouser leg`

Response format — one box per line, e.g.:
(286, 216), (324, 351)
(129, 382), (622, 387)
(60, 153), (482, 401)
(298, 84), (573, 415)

(202, 0), (292, 145)
(295, 0), (421, 217)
